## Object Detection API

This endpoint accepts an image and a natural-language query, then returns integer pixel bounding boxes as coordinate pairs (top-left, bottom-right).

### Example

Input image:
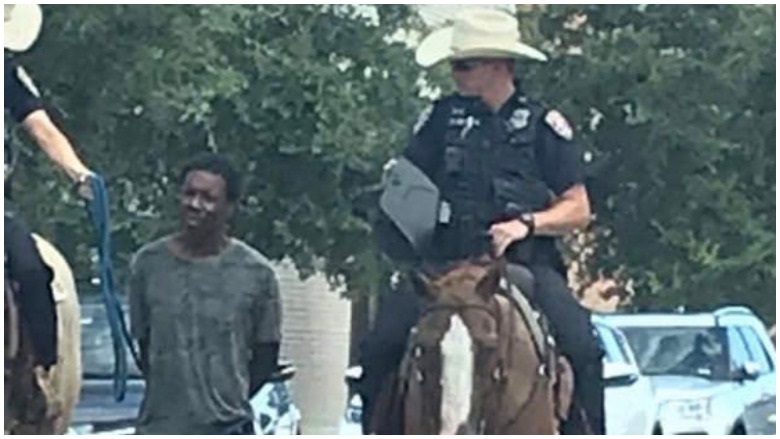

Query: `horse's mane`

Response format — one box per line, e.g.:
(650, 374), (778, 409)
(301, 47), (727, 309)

(430, 264), (488, 290)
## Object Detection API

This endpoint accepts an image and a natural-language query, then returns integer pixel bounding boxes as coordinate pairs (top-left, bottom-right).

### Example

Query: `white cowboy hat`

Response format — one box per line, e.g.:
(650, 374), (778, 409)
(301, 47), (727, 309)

(4, 4), (43, 52)
(415, 7), (547, 68)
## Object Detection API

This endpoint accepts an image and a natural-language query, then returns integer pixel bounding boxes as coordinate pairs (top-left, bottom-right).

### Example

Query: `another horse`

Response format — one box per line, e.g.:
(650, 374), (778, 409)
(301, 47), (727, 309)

(5, 234), (81, 434)
(370, 258), (573, 434)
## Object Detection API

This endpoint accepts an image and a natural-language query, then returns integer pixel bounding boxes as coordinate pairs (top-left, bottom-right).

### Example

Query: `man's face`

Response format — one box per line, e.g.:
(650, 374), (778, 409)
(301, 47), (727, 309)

(449, 58), (504, 96)
(179, 169), (232, 236)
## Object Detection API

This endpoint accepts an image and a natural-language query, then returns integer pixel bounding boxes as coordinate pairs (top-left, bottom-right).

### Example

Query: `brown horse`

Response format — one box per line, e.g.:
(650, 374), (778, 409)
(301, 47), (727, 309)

(370, 258), (573, 435)
(5, 235), (81, 434)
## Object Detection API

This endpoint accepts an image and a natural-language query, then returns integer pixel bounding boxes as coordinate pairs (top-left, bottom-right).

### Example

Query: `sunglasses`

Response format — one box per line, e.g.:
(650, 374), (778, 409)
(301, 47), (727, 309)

(450, 59), (489, 72)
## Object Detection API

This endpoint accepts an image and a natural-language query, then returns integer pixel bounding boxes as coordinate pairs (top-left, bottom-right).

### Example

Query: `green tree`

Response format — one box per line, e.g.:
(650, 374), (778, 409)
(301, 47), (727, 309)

(14, 5), (425, 297)
(11, 5), (775, 324)
(517, 5), (775, 321)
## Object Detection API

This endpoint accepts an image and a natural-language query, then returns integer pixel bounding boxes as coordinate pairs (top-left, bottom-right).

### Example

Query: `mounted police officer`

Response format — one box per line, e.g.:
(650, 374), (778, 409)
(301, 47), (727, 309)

(5, 4), (94, 371)
(362, 7), (604, 434)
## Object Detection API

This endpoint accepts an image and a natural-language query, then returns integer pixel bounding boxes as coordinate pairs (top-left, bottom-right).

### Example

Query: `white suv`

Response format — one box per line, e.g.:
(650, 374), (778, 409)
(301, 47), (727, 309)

(603, 306), (776, 435)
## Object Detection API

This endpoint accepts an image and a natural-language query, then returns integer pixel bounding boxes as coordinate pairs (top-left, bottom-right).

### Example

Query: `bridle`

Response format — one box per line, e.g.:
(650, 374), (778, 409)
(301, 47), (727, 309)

(406, 286), (547, 434)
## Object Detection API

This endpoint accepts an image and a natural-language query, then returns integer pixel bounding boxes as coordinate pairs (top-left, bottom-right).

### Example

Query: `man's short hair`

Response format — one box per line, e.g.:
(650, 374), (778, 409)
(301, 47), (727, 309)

(178, 152), (243, 202)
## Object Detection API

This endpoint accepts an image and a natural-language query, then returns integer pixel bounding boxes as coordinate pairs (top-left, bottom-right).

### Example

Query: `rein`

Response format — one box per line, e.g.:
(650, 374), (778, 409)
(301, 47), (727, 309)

(411, 282), (548, 434)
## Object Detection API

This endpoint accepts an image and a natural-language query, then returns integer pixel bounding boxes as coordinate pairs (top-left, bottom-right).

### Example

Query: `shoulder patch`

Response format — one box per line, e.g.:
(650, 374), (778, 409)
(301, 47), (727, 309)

(15, 66), (40, 98)
(413, 104), (434, 135)
(545, 110), (573, 141)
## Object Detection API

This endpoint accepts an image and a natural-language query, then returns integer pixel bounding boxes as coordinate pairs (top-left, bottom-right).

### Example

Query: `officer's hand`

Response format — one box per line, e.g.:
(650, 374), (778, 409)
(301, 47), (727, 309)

(489, 219), (530, 257)
(74, 171), (95, 201)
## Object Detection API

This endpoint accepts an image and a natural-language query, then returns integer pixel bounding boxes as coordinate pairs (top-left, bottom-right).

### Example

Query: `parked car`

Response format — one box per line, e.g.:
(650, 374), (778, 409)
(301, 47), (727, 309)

(68, 298), (302, 435)
(338, 315), (657, 435)
(592, 315), (658, 435)
(603, 306), (776, 435)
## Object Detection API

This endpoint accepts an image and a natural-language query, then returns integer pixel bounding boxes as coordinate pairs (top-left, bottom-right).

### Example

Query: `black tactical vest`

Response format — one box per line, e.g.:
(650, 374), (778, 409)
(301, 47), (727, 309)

(430, 94), (554, 263)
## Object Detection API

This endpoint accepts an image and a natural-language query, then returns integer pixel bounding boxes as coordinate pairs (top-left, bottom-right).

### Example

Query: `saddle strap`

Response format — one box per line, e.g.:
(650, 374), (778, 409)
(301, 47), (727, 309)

(502, 279), (551, 373)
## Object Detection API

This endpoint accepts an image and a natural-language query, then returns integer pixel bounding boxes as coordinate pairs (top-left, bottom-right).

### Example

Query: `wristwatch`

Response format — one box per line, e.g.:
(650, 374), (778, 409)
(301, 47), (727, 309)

(517, 212), (535, 237)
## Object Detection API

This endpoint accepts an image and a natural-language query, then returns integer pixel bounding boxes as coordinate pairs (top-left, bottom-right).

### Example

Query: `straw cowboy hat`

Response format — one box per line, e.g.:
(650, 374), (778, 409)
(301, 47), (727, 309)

(4, 4), (43, 52)
(415, 7), (547, 68)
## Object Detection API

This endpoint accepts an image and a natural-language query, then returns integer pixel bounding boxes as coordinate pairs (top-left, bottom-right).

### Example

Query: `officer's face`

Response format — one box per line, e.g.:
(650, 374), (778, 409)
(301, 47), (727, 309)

(450, 58), (503, 96)
(179, 169), (232, 235)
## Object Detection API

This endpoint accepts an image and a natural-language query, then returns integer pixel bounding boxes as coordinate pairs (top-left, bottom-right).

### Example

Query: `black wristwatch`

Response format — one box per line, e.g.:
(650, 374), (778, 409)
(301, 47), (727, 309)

(518, 212), (535, 237)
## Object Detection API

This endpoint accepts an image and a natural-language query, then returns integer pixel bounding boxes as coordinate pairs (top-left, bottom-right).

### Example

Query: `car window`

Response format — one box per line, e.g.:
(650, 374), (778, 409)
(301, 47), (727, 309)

(620, 326), (729, 380)
(612, 328), (636, 364)
(727, 327), (751, 372)
(737, 326), (774, 374)
(595, 324), (629, 364)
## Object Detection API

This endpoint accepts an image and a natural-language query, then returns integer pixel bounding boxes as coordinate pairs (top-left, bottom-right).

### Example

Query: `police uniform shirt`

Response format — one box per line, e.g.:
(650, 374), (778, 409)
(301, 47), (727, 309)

(403, 89), (585, 196)
(402, 88), (585, 267)
(5, 56), (43, 124)
(5, 56), (44, 167)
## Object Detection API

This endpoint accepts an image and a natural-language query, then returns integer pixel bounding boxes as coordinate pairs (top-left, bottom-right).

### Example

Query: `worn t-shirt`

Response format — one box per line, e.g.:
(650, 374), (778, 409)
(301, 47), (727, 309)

(128, 236), (282, 434)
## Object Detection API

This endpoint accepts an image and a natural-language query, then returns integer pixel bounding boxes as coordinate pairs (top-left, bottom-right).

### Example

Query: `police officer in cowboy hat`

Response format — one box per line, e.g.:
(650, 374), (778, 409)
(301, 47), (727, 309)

(362, 7), (604, 434)
(5, 4), (95, 371)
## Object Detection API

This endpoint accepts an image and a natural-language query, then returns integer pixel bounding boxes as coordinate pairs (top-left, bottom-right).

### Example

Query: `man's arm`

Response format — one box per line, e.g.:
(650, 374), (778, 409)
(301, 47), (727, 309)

(249, 267), (283, 395)
(533, 109), (592, 235)
(6, 61), (91, 182)
(532, 183), (591, 236)
(22, 110), (91, 182)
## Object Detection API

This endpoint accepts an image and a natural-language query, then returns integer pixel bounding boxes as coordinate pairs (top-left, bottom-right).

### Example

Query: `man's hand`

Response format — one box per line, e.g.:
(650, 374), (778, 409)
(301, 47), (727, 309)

(489, 218), (530, 257)
(75, 171), (95, 200)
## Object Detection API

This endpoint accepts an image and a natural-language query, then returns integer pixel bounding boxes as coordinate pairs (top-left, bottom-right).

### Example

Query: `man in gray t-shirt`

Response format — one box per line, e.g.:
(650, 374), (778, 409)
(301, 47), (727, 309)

(128, 153), (281, 434)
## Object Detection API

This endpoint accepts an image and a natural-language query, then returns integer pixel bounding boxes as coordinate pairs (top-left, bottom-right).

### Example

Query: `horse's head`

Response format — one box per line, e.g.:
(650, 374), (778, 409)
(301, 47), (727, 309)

(405, 257), (508, 435)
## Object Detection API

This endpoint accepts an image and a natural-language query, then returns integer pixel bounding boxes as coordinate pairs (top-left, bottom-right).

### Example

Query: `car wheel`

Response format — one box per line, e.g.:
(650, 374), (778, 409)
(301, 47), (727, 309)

(731, 423), (746, 435)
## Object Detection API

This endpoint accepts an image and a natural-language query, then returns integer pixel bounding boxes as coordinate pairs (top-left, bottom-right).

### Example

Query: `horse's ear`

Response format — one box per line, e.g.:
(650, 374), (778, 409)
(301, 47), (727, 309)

(414, 271), (440, 299)
(476, 262), (502, 300)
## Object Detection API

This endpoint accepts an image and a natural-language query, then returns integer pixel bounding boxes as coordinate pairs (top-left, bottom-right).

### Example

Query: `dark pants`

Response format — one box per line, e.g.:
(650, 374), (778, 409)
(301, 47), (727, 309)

(218, 419), (255, 435)
(359, 265), (605, 434)
(4, 209), (58, 369)
(525, 265), (605, 434)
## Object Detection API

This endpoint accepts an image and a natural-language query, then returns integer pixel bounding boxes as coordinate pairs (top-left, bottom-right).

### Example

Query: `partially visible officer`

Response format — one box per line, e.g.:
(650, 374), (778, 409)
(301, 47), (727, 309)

(5, 4), (94, 371)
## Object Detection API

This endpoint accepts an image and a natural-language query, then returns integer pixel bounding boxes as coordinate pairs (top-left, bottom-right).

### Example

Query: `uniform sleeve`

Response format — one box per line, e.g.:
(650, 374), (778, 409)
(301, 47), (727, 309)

(536, 109), (585, 195)
(127, 252), (149, 341)
(401, 100), (448, 178)
(5, 61), (44, 123)
(253, 267), (282, 345)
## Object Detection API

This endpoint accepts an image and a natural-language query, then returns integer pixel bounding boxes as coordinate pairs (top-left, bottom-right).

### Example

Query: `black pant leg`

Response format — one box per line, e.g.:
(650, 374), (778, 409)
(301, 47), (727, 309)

(529, 265), (605, 434)
(358, 277), (424, 433)
(4, 211), (58, 368)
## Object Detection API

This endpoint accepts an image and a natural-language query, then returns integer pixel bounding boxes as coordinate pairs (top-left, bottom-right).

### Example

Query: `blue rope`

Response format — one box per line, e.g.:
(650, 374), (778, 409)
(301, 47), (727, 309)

(85, 174), (140, 402)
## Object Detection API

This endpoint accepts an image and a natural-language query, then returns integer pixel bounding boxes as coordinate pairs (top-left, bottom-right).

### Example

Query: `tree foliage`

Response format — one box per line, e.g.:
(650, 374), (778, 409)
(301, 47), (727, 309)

(518, 5), (775, 320)
(11, 5), (775, 321)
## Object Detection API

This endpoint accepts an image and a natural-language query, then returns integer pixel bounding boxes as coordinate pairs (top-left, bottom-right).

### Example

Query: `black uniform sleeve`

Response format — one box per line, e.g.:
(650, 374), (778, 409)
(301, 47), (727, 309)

(5, 59), (44, 123)
(401, 99), (448, 178)
(536, 110), (585, 195)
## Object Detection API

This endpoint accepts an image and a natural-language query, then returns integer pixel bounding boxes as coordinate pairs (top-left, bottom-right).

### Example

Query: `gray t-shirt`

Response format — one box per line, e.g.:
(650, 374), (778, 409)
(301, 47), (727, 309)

(128, 236), (282, 434)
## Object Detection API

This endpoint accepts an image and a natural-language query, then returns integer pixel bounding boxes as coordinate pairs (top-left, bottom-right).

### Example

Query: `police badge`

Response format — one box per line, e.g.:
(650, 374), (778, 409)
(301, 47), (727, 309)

(508, 108), (531, 131)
